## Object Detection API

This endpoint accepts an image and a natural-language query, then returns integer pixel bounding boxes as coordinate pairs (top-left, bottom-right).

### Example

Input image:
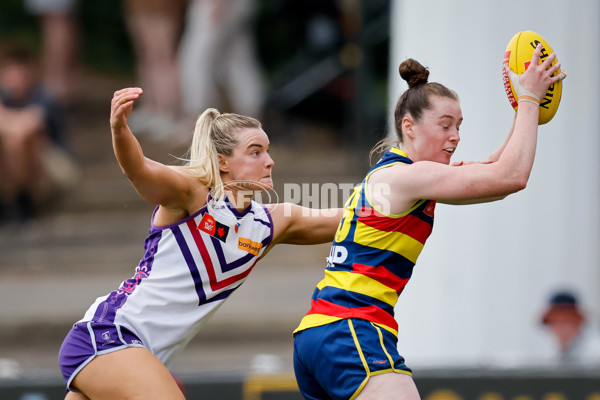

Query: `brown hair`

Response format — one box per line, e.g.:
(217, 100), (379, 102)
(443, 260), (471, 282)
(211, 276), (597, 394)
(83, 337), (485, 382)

(394, 58), (459, 142)
(370, 58), (458, 163)
(182, 108), (262, 201)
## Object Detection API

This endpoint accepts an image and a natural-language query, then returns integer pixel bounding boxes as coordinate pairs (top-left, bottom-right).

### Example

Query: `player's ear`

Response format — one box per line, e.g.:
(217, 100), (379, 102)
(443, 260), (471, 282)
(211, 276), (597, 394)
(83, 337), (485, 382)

(218, 154), (229, 173)
(402, 116), (416, 139)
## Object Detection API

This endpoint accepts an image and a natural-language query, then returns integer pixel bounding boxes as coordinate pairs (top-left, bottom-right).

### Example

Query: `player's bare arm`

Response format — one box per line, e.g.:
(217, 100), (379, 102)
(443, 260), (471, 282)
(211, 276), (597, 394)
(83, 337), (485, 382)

(110, 87), (208, 218)
(267, 203), (343, 246)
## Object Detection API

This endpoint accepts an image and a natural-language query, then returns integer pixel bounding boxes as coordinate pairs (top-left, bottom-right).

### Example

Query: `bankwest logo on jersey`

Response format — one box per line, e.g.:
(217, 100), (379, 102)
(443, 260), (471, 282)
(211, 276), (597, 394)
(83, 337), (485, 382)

(198, 213), (229, 242)
(238, 237), (262, 255)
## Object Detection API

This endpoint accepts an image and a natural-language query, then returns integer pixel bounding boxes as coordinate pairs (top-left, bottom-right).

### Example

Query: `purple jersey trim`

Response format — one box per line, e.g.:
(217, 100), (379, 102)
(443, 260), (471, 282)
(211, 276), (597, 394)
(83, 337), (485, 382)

(260, 204), (275, 251)
(149, 204), (207, 234)
(92, 232), (162, 323)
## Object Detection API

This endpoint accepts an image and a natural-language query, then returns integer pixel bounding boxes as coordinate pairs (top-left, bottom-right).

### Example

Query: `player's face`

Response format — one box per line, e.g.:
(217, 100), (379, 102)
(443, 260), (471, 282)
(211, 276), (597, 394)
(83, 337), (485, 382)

(411, 96), (462, 164)
(221, 127), (274, 192)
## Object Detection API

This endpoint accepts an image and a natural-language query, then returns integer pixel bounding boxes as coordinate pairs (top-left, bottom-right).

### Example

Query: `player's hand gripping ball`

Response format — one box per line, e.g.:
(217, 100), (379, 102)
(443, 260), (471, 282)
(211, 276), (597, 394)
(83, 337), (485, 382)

(502, 30), (563, 125)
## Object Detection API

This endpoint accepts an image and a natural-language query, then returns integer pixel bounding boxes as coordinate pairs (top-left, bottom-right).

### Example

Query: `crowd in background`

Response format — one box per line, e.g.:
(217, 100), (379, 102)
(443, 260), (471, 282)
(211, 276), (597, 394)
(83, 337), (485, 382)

(0, 0), (80, 224)
(0, 0), (391, 224)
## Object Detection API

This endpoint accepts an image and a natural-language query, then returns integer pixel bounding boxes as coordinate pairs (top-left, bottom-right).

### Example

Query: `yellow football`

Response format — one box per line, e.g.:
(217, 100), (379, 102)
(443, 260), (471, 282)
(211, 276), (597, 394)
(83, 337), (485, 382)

(502, 30), (562, 125)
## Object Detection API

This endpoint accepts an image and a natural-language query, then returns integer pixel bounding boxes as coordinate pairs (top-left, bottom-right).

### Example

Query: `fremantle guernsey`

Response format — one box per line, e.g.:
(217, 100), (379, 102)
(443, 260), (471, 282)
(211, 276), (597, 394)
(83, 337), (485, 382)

(294, 148), (435, 336)
(78, 197), (273, 366)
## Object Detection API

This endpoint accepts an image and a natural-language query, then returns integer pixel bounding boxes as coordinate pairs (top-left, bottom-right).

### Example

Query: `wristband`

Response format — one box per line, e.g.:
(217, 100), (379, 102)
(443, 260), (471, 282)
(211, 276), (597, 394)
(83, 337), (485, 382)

(518, 95), (540, 105)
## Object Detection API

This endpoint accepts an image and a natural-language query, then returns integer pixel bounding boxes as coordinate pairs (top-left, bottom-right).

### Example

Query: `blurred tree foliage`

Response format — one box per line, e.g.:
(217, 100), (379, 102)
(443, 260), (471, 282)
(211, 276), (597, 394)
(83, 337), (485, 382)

(77, 0), (135, 75)
(0, 0), (389, 143)
(0, 0), (39, 50)
(0, 0), (134, 76)
(0, 0), (388, 87)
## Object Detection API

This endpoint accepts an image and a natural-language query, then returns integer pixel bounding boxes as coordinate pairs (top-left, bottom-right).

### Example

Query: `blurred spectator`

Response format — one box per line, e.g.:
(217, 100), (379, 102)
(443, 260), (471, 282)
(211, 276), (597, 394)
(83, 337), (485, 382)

(24, 0), (80, 106)
(123, 0), (186, 140)
(178, 0), (265, 121)
(537, 290), (600, 365)
(0, 47), (79, 223)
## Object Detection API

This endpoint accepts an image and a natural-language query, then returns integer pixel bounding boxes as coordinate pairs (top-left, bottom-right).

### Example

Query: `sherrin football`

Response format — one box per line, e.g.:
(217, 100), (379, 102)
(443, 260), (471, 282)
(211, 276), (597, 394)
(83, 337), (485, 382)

(502, 30), (562, 125)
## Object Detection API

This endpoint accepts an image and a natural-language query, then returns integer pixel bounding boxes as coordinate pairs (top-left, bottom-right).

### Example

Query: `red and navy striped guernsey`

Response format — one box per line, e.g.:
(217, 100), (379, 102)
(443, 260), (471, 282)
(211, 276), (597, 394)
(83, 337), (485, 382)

(294, 148), (435, 336)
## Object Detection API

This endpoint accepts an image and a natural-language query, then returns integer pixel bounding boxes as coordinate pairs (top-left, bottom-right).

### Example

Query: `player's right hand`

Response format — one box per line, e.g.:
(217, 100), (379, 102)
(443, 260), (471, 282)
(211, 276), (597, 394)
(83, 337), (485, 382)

(110, 87), (143, 131)
(505, 44), (565, 105)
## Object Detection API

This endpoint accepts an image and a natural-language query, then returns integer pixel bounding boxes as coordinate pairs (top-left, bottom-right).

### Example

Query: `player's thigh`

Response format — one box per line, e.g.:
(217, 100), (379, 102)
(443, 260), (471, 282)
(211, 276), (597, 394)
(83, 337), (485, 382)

(65, 392), (89, 400)
(356, 372), (421, 400)
(71, 347), (185, 400)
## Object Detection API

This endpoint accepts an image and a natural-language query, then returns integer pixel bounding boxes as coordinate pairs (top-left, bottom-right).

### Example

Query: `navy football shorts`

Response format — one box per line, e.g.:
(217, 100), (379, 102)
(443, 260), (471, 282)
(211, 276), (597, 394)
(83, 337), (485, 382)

(293, 318), (412, 400)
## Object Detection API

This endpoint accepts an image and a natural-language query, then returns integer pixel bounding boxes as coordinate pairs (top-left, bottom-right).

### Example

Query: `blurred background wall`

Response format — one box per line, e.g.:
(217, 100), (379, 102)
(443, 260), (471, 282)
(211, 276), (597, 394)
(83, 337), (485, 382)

(389, 0), (600, 367)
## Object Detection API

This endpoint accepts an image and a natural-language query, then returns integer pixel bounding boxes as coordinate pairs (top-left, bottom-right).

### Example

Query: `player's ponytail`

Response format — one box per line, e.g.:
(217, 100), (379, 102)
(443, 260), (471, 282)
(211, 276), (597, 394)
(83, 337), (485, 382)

(183, 108), (262, 202)
(185, 108), (224, 200)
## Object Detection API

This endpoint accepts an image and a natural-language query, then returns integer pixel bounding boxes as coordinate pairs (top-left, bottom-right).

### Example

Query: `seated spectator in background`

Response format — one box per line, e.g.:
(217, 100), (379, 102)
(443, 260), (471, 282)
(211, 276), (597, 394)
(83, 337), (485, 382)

(179, 0), (265, 121)
(24, 0), (80, 106)
(539, 290), (600, 365)
(0, 47), (79, 223)
(123, 0), (186, 140)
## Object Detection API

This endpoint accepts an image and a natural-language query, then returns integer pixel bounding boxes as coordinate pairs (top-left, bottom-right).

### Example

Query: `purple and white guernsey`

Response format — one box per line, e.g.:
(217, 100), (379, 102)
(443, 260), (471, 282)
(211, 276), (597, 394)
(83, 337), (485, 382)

(78, 198), (273, 367)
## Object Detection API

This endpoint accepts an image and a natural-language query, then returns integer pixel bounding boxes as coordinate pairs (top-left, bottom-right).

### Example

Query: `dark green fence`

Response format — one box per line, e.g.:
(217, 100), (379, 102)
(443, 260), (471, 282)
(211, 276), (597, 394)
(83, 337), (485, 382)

(2, 370), (600, 400)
